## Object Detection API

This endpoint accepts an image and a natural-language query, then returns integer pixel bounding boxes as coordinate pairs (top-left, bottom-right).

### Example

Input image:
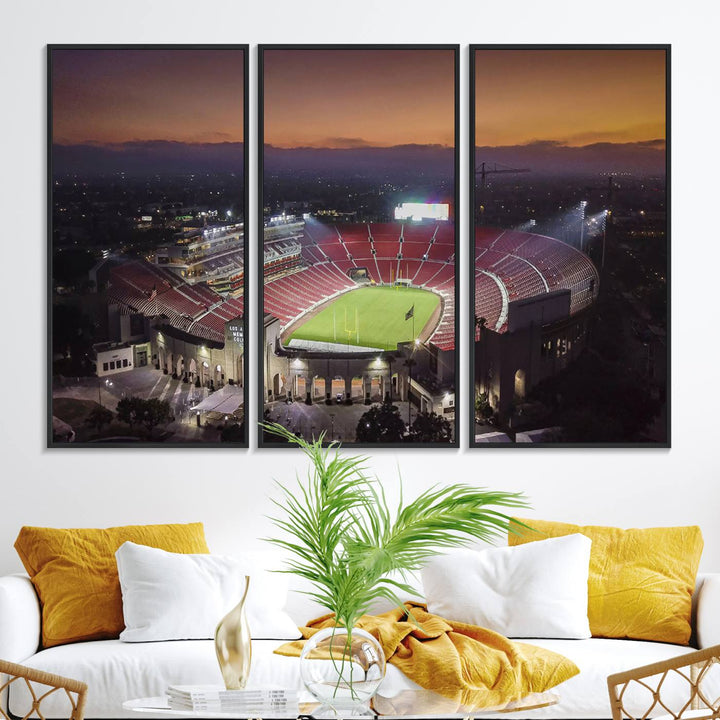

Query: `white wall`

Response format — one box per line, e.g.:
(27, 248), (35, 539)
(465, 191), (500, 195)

(1, 0), (718, 575)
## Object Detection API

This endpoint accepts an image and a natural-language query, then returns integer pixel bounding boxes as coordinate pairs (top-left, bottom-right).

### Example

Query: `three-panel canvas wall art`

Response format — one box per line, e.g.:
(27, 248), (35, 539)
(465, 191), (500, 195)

(48, 45), (668, 448)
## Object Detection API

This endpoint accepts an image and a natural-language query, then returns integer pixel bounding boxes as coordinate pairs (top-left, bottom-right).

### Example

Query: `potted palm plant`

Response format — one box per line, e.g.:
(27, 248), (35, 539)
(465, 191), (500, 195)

(263, 423), (528, 713)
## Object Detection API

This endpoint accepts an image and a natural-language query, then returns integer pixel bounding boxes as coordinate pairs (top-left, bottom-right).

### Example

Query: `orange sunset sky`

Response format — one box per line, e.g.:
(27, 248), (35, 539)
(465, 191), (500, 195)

(263, 48), (455, 148)
(52, 47), (665, 151)
(474, 48), (666, 147)
(53, 48), (245, 145)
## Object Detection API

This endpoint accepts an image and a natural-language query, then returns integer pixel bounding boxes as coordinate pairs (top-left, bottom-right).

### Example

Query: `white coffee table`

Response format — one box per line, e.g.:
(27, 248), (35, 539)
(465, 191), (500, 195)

(124, 689), (558, 719)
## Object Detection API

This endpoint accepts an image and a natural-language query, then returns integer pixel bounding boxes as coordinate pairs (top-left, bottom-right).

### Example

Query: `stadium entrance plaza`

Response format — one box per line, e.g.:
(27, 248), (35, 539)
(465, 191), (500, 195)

(53, 365), (239, 442)
(53, 365), (426, 443)
(56, 354), (431, 446)
(264, 397), (424, 444)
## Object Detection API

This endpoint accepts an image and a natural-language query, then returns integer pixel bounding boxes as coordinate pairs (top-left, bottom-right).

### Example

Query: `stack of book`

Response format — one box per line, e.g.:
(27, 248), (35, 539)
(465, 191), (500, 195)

(166, 685), (299, 715)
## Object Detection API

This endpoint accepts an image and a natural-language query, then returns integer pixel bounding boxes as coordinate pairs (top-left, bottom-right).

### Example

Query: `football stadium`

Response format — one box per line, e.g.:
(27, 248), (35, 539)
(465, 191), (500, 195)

(262, 211), (457, 433)
(262, 209), (600, 439)
(264, 216), (456, 352)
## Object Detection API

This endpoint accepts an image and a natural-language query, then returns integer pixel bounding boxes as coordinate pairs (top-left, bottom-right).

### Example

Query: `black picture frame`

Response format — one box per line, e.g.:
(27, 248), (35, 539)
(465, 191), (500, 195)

(258, 44), (460, 449)
(468, 44), (670, 448)
(47, 44), (250, 448)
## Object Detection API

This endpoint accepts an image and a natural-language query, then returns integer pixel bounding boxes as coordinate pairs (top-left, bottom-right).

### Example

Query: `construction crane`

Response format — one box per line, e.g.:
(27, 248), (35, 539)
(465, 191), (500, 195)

(475, 161), (531, 188)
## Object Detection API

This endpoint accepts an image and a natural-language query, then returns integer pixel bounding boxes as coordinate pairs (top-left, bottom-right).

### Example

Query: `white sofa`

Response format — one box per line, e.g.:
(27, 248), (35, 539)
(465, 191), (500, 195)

(1, 567), (718, 720)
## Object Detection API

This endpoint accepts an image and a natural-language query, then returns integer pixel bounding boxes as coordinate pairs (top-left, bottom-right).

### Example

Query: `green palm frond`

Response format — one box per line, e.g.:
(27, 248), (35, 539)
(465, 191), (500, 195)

(262, 421), (529, 630)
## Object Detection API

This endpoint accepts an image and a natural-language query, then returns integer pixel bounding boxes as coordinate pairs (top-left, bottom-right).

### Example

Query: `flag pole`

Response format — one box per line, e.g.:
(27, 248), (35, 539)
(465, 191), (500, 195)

(411, 305), (415, 430)
(408, 342), (412, 429)
(404, 304), (416, 430)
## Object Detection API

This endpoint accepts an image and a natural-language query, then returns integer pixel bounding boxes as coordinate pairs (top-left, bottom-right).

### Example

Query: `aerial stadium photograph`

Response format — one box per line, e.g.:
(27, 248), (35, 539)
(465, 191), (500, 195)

(259, 46), (458, 446)
(470, 46), (669, 446)
(48, 46), (248, 446)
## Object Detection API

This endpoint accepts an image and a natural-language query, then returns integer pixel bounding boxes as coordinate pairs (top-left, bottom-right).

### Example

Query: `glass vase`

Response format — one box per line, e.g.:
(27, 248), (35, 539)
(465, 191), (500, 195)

(299, 626), (386, 717)
(214, 575), (251, 690)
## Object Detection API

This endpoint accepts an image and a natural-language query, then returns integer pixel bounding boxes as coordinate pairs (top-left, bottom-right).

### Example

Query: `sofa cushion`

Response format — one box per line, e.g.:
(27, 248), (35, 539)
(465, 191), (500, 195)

(14, 523), (209, 648)
(421, 535), (591, 639)
(509, 519), (703, 645)
(11, 637), (712, 719)
(116, 542), (300, 641)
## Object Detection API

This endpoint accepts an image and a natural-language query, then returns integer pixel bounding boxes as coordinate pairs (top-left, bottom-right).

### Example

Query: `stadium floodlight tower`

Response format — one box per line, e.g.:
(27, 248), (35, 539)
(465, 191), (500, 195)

(579, 200), (588, 251)
(601, 208), (609, 269)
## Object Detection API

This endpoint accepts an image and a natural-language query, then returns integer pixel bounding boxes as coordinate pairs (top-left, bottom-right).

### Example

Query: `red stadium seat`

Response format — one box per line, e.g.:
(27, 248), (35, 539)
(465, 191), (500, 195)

(108, 260), (243, 345)
(474, 228), (599, 332)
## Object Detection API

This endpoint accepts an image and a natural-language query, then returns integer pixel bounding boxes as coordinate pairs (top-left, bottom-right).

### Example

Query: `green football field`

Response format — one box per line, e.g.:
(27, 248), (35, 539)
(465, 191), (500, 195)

(288, 286), (440, 350)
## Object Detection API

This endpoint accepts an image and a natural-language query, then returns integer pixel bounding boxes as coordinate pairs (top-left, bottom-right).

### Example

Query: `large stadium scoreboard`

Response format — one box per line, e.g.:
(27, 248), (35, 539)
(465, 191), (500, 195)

(394, 202), (449, 222)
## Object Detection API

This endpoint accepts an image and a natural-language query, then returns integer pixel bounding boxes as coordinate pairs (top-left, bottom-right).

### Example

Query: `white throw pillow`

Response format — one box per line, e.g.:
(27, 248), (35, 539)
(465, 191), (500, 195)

(116, 541), (301, 642)
(421, 534), (592, 639)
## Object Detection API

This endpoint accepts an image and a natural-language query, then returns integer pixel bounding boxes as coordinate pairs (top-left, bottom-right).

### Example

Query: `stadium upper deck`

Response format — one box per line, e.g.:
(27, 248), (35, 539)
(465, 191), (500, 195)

(107, 259), (243, 344)
(474, 227), (599, 334)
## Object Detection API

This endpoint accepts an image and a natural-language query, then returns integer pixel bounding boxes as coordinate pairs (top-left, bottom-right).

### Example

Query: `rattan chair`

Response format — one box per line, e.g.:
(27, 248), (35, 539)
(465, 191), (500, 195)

(0, 660), (87, 720)
(608, 644), (720, 720)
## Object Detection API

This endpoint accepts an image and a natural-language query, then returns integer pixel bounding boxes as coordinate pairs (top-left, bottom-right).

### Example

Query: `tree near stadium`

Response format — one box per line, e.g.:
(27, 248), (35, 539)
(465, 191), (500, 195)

(116, 397), (145, 430)
(116, 396), (173, 437)
(141, 398), (174, 436)
(84, 405), (113, 434)
(408, 412), (453, 443)
(356, 401), (406, 443)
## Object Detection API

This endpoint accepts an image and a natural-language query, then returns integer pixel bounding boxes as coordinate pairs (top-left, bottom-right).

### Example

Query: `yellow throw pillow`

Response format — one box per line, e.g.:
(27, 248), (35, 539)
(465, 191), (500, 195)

(509, 519), (703, 645)
(15, 523), (209, 648)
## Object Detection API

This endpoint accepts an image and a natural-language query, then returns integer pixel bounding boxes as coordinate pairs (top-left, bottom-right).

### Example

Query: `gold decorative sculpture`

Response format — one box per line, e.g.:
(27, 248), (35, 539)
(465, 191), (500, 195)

(214, 575), (252, 690)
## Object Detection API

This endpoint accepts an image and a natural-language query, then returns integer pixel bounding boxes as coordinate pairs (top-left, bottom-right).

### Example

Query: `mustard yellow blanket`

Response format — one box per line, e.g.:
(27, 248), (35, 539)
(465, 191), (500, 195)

(275, 603), (579, 711)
